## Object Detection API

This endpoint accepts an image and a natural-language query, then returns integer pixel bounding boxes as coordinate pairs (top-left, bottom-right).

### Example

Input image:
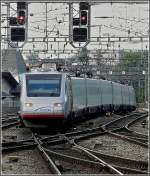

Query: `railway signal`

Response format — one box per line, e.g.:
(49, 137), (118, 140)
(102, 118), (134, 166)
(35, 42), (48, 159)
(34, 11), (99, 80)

(70, 2), (90, 46)
(17, 2), (27, 26)
(10, 2), (27, 42)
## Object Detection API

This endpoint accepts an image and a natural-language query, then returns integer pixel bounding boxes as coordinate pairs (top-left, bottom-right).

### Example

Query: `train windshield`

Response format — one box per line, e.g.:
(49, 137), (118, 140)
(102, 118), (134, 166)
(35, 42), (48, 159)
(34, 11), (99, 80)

(26, 74), (61, 97)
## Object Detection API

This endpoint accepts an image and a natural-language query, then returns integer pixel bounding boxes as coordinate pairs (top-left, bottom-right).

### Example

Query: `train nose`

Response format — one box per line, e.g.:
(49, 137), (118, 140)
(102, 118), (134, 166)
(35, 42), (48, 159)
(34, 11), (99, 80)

(21, 101), (65, 121)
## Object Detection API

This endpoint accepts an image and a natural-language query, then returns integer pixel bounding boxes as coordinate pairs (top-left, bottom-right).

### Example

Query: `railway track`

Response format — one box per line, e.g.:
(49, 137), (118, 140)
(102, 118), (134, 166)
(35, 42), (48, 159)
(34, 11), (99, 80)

(72, 146), (148, 174)
(33, 133), (123, 175)
(3, 112), (148, 151)
(101, 112), (148, 146)
(2, 111), (148, 174)
(2, 127), (106, 152)
(73, 133), (148, 174)
(33, 134), (61, 175)
(2, 112), (21, 129)
(102, 112), (147, 132)
(39, 133), (148, 175)
(125, 115), (148, 137)
(2, 112), (17, 118)
(3, 134), (148, 174)
(2, 117), (20, 129)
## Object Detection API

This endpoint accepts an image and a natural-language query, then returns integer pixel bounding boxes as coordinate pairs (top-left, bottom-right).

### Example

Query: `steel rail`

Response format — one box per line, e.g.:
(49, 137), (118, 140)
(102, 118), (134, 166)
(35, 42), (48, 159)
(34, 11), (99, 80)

(33, 134), (61, 175)
(2, 113), (20, 129)
(121, 135), (148, 143)
(73, 147), (148, 171)
(2, 129), (146, 154)
(115, 127), (148, 143)
(41, 126), (104, 142)
(103, 112), (148, 145)
(2, 113), (17, 117)
(64, 127), (148, 147)
(3, 117), (145, 152)
(2, 117), (19, 123)
(73, 147), (147, 174)
(2, 130), (106, 152)
(108, 131), (148, 147)
(2, 112), (147, 152)
(2, 143), (37, 152)
(101, 112), (147, 132)
(2, 121), (20, 129)
(45, 146), (147, 174)
(116, 128), (148, 139)
(44, 147), (105, 172)
(73, 133), (148, 174)
(74, 144), (123, 175)
(124, 115), (148, 138)
(62, 135), (123, 175)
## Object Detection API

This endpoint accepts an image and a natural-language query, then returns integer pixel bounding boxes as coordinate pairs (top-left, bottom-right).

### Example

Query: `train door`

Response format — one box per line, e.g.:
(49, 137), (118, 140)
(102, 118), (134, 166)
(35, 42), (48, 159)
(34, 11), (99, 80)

(66, 76), (73, 117)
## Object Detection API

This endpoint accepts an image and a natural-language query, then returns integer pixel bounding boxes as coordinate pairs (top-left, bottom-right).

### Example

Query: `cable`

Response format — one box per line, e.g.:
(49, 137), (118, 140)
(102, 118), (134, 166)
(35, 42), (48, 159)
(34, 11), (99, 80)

(103, 24), (145, 36)
(30, 17), (57, 24)
(118, 16), (148, 24)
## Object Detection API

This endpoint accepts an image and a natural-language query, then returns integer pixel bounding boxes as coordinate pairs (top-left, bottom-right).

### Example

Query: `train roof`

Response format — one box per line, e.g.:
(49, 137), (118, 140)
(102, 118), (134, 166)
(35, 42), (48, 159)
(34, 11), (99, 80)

(19, 71), (133, 88)
(26, 71), (62, 74)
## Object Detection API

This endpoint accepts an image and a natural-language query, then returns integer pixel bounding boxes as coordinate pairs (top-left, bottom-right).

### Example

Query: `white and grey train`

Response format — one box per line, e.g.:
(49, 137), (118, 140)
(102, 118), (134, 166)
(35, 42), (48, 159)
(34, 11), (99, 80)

(19, 71), (136, 127)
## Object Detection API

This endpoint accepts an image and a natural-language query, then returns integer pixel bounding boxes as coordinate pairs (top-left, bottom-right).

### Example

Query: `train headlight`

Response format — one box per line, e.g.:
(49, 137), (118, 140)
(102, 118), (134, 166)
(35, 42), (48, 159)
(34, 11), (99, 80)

(54, 103), (63, 107)
(25, 103), (33, 107)
(53, 103), (63, 112)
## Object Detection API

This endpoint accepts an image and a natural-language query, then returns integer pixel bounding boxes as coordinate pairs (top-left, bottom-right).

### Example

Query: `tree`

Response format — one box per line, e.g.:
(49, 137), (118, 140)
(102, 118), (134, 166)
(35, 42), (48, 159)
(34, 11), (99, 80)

(78, 47), (89, 66)
(120, 50), (148, 70)
(120, 50), (148, 103)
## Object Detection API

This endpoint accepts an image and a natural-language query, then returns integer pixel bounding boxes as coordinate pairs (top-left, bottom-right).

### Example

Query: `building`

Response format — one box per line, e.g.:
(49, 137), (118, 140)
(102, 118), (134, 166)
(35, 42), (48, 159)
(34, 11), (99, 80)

(2, 71), (19, 111)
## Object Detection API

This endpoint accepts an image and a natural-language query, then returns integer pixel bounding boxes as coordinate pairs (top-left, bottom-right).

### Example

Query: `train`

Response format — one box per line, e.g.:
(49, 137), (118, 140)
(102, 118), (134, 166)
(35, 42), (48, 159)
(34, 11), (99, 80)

(18, 71), (136, 128)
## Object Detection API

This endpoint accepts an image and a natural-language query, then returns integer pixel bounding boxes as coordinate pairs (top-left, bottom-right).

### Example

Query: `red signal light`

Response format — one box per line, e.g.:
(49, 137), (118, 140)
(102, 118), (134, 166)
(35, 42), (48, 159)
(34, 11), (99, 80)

(80, 11), (87, 25)
(18, 16), (25, 23)
(18, 11), (25, 25)
(18, 17), (25, 25)
(19, 16), (24, 20)
(81, 16), (86, 21)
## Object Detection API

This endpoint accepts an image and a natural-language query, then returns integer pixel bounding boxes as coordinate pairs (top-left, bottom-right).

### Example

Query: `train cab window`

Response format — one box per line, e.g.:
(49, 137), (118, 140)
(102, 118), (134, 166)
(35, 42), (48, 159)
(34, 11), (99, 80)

(26, 74), (61, 97)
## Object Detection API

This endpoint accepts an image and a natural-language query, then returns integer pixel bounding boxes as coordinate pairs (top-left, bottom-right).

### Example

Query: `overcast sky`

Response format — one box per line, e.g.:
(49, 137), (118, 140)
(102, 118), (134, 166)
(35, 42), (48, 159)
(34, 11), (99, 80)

(1, 2), (149, 58)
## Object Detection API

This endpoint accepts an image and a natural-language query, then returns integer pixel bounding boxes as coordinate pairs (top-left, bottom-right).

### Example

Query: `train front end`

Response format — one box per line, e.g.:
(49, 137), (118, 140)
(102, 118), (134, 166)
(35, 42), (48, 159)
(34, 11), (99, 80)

(20, 72), (66, 128)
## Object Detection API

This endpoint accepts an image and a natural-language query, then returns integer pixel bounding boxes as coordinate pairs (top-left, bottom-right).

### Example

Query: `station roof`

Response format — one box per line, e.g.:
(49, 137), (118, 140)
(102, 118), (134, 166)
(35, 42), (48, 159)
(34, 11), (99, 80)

(2, 49), (27, 77)
(2, 72), (18, 87)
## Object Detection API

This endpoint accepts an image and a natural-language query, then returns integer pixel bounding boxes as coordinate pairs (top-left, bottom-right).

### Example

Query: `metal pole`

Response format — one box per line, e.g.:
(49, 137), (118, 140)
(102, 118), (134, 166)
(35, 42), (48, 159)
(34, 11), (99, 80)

(145, 73), (146, 105)
(45, 2), (48, 51)
(69, 3), (73, 44)
(138, 79), (141, 103)
(7, 2), (10, 48)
